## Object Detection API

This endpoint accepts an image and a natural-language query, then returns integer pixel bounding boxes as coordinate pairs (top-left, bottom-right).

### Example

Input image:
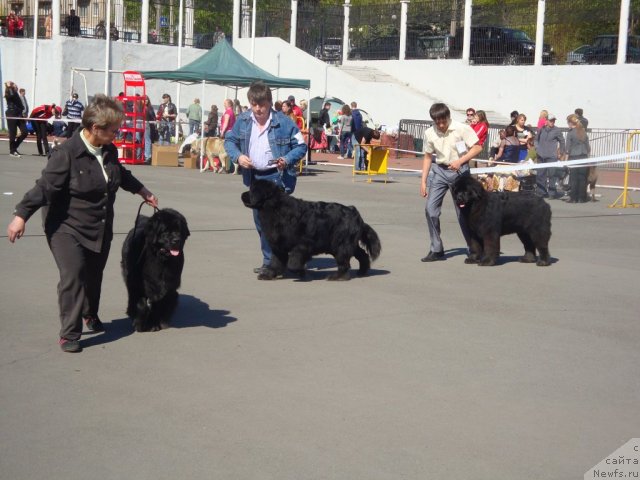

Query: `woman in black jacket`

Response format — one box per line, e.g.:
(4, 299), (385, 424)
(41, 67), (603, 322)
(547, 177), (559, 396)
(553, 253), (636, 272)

(4, 81), (28, 157)
(7, 94), (158, 353)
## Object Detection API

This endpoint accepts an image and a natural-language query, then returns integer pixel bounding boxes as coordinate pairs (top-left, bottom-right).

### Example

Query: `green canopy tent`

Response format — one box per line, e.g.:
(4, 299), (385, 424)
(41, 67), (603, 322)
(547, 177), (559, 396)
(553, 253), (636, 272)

(141, 40), (311, 171)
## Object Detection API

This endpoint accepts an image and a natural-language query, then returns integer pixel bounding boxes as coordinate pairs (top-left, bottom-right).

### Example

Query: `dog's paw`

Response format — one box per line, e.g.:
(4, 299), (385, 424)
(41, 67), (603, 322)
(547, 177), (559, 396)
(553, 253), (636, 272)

(464, 257), (479, 264)
(536, 259), (551, 267)
(519, 254), (536, 263)
(327, 272), (351, 281)
(478, 258), (497, 266)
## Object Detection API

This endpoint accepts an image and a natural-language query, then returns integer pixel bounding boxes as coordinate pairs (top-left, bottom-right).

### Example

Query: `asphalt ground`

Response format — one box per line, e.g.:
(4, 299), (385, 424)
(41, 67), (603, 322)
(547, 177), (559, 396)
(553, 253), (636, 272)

(1, 143), (639, 480)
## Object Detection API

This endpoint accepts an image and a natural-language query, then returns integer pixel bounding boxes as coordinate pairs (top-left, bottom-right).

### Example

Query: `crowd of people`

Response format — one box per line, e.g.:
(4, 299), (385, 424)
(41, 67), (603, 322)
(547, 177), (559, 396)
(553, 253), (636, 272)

(466, 104), (592, 203)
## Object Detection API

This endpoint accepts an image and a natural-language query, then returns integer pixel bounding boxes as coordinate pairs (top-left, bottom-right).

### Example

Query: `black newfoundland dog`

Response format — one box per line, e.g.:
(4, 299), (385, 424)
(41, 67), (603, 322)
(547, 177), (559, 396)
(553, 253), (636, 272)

(121, 208), (190, 331)
(452, 175), (551, 266)
(241, 180), (381, 280)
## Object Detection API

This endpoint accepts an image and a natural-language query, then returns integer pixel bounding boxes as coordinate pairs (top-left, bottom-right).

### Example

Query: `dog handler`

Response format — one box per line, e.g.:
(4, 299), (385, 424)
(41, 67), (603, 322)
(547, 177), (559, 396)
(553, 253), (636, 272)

(420, 103), (482, 262)
(6, 94), (158, 353)
(225, 81), (307, 279)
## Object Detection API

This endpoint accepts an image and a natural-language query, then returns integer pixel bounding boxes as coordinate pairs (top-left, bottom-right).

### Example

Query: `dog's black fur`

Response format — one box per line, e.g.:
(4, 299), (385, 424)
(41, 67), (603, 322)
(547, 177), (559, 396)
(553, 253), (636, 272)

(241, 180), (381, 280)
(121, 208), (190, 331)
(452, 175), (551, 266)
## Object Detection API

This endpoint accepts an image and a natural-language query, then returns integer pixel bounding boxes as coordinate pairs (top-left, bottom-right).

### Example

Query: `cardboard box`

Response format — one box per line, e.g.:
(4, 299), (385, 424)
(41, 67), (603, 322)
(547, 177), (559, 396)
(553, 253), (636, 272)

(151, 144), (179, 167)
(183, 153), (199, 169)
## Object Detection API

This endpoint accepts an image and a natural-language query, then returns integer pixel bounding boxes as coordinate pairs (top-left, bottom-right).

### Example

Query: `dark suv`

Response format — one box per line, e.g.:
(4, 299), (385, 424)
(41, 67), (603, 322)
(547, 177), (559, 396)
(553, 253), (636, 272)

(349, 34), (424, 60)
(315, 37), (343, 63)
(583, 35), (640, 64)
(451, 26), (554, 65)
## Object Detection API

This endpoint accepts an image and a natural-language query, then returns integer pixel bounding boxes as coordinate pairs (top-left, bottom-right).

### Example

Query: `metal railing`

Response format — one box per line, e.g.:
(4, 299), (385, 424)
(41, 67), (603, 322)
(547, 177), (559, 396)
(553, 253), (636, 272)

(397, 119), (640, 169)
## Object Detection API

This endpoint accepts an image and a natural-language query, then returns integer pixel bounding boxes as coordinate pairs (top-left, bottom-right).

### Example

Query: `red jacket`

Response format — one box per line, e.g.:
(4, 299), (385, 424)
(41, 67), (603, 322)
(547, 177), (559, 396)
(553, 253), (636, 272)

(30, 104), (61, 120)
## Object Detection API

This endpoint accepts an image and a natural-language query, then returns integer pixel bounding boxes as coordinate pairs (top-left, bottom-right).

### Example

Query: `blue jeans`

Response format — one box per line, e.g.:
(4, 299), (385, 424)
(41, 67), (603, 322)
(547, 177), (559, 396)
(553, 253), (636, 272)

(144, 125), (152, 161)
(340, 131), (352, 157)
(189, 119), (200, 135)
(251, 170), (296, 266)
(352, 134), (367, 170)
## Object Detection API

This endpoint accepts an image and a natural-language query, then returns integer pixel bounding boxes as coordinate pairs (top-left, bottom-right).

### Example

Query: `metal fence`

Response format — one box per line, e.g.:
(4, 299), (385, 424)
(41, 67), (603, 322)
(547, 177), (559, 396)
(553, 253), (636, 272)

(2, 0), (639, 64)
(396, 119), (640, 169)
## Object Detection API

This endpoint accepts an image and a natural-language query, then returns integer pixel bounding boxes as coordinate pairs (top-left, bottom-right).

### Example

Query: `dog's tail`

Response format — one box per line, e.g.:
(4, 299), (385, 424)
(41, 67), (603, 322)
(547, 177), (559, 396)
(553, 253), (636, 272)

(360, 223), (381, 261)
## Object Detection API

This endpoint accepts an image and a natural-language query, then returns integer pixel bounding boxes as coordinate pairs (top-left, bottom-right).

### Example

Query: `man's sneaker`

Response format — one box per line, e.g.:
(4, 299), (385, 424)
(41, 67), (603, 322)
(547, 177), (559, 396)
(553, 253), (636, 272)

(10, 151), (21, 158)
(83, 315), (105, 333)
(337, 155), (344, 160)
(59, 338), (82, 353)
(253, 265), (269, 274)
(421, 251), (445, 262)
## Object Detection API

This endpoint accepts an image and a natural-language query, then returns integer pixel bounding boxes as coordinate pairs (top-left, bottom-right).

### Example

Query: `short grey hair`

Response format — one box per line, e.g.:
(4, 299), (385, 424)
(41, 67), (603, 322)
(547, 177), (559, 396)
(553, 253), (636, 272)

(81, 94), (124, 130)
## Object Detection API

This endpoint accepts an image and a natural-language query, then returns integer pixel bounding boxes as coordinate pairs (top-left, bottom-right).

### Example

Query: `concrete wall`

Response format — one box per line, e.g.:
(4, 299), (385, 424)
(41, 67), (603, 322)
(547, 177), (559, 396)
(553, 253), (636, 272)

(1, 36), (639, 129)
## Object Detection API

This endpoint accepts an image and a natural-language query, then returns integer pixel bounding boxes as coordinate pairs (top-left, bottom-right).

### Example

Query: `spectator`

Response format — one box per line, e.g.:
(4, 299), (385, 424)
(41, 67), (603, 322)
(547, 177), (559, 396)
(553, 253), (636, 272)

(494, 125), (520, 163)
(186, 98), (202, 135)
(224, 81), (307, 277)
(465, 107), (476, 125)
(535, 113), (566, 198)
(509, 110), (519, 126)
(318, 101), (331, 131)
(6, 94), (158, 353)
(537, 109), (548, 131)
(233, 98), (242, 116)
(4, 81), (28, 157)
(574, 108), (589, 129)
(65, 9), (81, 37)
(18, 87), (28, 118)
(29, 104), (58, 156)
(337, 104), (353, 160)
(63, 92), (84, 137)
(156, 93), (176, 144)
(565, 113), (591, 203)
(204, 104), (218, 137)
(287, 95), (303, 118)
(420, 103), (481, 262)
(213, 25), (225, 45)
(142, 95), (156, 163)
(470, 110), (489, 146)
(299, 99), (308, 119)
(45, 13), (52, 38)
(351, 101), (363, 131)
(274, 100), (283, 112)
(219, 98), (236, 138)
(282, 100), (302, 130)
(7, 11), (24, 37)
(488, 129), (506, 163)
(514, 113), (533, 160)
(352, 126), (381, 171)
(52, 108), (68, 146)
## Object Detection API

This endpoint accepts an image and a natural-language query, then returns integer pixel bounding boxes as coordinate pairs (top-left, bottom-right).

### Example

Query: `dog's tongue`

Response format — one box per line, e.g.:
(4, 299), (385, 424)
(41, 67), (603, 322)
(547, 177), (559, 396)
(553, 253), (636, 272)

(170, 249), (180, 256)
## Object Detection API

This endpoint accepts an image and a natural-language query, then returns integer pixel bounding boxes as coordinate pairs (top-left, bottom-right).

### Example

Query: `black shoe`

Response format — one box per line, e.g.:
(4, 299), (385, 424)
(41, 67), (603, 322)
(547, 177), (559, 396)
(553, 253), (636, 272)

(421, 251), (445, 262)
(83, 315), (105, 333)
(59, 338), (82, 353)
(253, 265), (268, 274)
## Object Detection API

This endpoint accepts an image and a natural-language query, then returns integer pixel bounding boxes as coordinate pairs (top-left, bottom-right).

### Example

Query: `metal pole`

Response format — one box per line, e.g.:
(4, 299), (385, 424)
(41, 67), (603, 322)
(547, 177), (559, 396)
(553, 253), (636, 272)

(141, 0), (149, 44)
(342, 0), (350, 64)
(232, 0), (240, 42)
(104, 0), (111, 95)
(251, 0), (256, 62)
(399, 0), (408, 61)
(31, 0), (39, 107)
(462, 0), (472, 63)
(175, 0), (184, 142)
(617, 0), (631, 65)
(290, 0), (297, 46)
(534, 0), (545, 66)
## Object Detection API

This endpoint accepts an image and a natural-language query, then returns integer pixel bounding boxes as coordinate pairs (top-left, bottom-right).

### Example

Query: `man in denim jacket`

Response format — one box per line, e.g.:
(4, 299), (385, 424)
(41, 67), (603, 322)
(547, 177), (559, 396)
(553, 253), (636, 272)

(225, 81), (307, 277)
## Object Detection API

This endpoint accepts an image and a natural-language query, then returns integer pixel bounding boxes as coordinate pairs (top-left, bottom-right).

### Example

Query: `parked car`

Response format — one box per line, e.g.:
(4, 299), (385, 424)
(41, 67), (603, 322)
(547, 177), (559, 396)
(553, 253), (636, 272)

(418, 34), (454, 59)
(349, 34), (423, 60)
(451, 26), (554, 65)
(315, 37), (343, 63)
(583, 35), (640, 64)
(566, 44), (590, 64)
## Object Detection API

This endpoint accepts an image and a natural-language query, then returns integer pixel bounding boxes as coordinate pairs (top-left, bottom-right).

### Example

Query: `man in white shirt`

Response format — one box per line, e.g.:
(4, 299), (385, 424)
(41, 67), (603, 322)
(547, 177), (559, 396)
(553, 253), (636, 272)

(420, 103), (482, 262)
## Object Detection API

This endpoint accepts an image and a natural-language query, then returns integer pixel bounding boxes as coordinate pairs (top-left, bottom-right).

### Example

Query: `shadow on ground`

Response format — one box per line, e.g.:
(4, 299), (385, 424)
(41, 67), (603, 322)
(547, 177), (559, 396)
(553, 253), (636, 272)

(81, 295), (236, 347)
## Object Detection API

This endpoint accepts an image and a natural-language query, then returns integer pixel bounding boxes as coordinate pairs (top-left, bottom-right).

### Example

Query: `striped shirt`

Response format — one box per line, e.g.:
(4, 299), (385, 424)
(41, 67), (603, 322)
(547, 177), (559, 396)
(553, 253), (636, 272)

(65, 99), (84, 119)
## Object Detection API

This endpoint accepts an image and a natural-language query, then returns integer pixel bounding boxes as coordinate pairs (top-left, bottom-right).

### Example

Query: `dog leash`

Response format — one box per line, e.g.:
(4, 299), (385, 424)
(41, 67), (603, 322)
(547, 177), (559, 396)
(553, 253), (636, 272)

(131, 201), (160, 267)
